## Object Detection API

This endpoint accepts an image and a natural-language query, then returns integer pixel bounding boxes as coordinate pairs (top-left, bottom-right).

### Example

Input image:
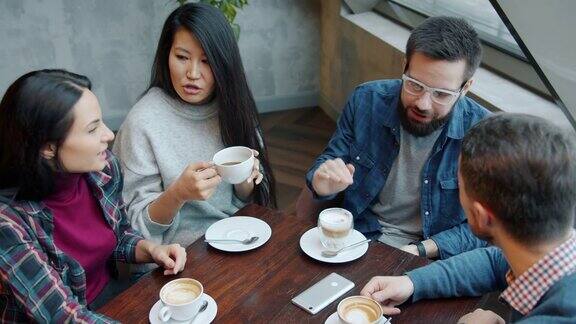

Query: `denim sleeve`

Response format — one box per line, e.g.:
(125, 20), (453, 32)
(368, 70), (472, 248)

(305, 91), (358, 200)
(430, 222), (488, 259)
(406, 247), (509, 302)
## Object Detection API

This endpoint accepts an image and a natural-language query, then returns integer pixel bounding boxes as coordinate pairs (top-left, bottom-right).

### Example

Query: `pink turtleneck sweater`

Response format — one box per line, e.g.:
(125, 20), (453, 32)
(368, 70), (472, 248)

(43, 174), (117, 303)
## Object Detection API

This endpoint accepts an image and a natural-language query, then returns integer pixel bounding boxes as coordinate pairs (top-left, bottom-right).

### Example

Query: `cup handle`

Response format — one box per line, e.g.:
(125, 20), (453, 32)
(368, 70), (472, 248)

(159, 305), (172, 322)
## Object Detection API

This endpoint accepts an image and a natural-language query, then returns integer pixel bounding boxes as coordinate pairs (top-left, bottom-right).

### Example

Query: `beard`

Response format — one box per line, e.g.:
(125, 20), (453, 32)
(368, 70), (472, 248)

(397, 102), (454, 137)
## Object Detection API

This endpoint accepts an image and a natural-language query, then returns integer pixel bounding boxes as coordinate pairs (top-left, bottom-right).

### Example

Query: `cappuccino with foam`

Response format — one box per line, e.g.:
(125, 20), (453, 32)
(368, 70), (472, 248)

(161, 281), (201, 305)
(159, 278), (204, 321)
(318, 208), (353, 251)
(338, 296), (383, 324)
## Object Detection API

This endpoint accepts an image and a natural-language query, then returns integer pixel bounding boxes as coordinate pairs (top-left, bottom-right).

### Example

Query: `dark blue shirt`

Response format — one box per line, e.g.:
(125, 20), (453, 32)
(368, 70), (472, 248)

(305, 80), (490, 259)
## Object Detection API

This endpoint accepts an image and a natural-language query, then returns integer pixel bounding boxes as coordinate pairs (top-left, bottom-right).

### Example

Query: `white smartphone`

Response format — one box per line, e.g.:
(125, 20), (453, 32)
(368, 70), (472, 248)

(291, 272), (355, 315)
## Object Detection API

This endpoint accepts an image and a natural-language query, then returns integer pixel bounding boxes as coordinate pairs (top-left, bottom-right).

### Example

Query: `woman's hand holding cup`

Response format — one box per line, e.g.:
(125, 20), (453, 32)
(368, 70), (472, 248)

(243, 149), (263, 185)
(172, 161), (221, 202)
(212, 146), (260, 201)
(232, 149), (263, 200)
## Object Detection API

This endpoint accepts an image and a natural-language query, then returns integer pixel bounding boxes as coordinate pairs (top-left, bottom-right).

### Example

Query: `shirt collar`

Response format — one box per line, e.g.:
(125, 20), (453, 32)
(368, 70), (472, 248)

(500, 230), (576, 315)
(378, 80), (466, 140)
(85, 154), (113, 187)
(87, 168), (112, 188)
(444, 101), (465, 139)
(12, 200), (45, 216)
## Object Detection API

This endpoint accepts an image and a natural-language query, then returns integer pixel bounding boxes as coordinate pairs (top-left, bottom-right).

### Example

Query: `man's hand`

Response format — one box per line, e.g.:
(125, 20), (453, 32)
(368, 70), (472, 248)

(311, 158), (355, 196)
(360, 276), (415, 315)
(458, 309), (505, 324)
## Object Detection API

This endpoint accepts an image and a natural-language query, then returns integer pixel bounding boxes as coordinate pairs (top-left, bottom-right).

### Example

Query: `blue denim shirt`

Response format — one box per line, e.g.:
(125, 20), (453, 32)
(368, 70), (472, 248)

(407, 247), (576, 323)
(305, 80), (490, 259)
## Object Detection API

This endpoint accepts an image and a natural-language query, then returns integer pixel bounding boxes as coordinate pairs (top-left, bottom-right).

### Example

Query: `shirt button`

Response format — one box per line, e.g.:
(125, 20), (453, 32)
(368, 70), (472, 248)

(424, 211), (430, 216)
(356, 156), (360, 160)
(424, 179), (429, 184)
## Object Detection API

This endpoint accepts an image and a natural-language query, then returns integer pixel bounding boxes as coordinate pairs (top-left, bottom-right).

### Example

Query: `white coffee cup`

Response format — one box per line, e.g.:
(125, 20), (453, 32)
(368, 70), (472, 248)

(213, 146), (255, 184)
(337, 296), (384, 324)
(158, 278), (204, 322)
(318, 208), (354, 251)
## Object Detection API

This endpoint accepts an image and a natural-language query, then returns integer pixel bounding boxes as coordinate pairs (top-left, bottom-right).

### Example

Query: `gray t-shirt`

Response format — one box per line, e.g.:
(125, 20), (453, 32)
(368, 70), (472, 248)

(113, 88), (245, 272)
(371, 126), (441, 248)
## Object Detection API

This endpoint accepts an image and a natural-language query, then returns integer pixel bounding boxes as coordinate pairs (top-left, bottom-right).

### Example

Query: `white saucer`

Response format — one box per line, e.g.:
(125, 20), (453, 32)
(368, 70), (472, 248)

(325, 311), (391, 324)
(205, 216), (272, 252)
(300, 227), (368, 263)
(149, 293), (217, 324)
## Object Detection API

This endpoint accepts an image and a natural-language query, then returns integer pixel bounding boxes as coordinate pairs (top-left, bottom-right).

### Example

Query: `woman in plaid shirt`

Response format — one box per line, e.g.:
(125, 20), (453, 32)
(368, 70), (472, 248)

(0, 69), (188, 323)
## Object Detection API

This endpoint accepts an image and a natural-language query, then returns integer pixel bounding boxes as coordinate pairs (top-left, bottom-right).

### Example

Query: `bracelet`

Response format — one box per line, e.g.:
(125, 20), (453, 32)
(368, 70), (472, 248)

(415, 242), (427, 257)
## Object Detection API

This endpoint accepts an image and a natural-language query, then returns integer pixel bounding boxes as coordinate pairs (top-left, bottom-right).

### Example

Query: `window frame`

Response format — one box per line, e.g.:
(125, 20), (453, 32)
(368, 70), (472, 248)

(371, 0), (552, 100)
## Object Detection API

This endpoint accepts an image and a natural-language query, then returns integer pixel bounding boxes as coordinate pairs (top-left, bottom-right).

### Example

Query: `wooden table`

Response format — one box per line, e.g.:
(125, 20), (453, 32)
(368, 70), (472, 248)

(100, 204), (479, 323)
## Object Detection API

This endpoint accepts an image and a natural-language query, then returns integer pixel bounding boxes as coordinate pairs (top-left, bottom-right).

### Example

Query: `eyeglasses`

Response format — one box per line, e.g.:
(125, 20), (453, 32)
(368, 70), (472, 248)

(401, 74), (463, 105)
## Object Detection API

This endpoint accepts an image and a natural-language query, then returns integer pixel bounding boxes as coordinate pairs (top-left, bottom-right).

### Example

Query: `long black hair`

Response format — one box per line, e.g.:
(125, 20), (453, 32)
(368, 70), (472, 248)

(149, 3), (277, 207)
(0, 69), (91, 201)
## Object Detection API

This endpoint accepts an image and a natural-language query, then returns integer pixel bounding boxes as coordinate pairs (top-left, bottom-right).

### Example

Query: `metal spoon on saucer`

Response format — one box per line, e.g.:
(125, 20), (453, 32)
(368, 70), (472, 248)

(204, 236), (259, 245)
(187, 300), (208, 323)
(321, 239), (371, 258)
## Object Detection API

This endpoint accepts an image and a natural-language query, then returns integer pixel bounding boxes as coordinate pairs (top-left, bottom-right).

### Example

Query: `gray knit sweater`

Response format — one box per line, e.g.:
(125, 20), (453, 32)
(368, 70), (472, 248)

(113, 88), (244, 256)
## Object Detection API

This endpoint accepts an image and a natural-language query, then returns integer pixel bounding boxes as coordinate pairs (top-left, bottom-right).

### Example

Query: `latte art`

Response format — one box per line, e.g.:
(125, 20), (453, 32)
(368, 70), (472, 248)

(338, 296), (383, 324)
(343, 304), (379, 323)
(162, 283), (201, 305)
(159, 278), (204, 321)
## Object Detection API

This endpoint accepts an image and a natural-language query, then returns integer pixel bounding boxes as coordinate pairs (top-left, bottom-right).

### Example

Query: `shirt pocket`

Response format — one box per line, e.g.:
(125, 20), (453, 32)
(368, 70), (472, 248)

(349, 144), (375, 190)
(439, 178), (462, 221)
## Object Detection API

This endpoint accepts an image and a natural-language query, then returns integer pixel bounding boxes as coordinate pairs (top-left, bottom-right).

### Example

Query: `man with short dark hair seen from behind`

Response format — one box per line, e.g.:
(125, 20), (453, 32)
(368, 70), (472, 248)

(306, 16), (490, 258)
(361, 113), (576, 323)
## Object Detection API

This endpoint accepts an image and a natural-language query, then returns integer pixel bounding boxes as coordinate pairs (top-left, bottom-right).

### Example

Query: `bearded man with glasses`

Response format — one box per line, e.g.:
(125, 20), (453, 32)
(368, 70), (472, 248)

(306, 16), (491, 259)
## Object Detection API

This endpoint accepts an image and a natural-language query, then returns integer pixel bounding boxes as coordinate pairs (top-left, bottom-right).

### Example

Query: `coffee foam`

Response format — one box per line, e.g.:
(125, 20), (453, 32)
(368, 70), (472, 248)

(319, 209), (352, 232)
(339, 297), (382, 324)
(343, 305), (378, 323)
(162, 283), (200, 305)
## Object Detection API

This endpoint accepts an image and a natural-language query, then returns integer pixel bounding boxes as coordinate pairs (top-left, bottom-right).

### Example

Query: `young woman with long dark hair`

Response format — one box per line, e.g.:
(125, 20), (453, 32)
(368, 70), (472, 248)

(113, 3), (276, 271)
(0, 69), (187, 322)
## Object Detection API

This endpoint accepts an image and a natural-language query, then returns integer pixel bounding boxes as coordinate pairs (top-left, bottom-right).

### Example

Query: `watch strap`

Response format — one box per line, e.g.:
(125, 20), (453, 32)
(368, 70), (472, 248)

(416, 242), (427, 257)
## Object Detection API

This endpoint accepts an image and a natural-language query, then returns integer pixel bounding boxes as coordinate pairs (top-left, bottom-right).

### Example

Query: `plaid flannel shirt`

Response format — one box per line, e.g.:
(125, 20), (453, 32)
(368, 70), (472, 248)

(500, 230), (576, 316)
(0, 152), (143, 323)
